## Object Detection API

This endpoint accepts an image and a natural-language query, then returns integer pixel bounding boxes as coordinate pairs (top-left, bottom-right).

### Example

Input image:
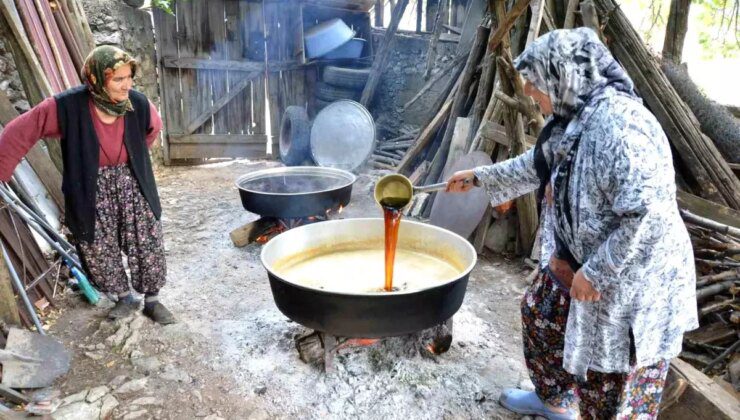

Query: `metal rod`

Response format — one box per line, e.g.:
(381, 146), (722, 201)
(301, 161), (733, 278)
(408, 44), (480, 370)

(414, 178), (471, 193)
(0, 185), (76, 253)
(4, 204), (82, 271)
(1, 242), (45, 335)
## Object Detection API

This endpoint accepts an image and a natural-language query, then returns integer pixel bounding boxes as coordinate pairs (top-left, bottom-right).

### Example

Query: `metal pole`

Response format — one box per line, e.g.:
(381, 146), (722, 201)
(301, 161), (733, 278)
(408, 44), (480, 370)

(1, 242), (45, 335)
(0, 187), (82, 270)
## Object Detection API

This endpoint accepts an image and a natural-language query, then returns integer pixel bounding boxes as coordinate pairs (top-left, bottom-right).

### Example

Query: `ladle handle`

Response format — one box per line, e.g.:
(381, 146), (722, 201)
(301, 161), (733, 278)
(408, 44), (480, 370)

(414, 179), (471, 193)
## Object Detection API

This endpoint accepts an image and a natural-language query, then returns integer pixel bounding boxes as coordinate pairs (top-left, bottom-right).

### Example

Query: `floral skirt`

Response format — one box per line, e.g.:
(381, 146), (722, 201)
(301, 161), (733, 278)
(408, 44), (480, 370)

(76, 165), (166, 295)
(521, 269), (670, 419)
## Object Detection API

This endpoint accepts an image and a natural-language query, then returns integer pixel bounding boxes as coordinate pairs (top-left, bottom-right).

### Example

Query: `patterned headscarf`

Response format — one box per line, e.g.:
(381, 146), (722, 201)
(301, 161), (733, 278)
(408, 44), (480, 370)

(81, 45), (138, 116)
(514, 28), (637, 119)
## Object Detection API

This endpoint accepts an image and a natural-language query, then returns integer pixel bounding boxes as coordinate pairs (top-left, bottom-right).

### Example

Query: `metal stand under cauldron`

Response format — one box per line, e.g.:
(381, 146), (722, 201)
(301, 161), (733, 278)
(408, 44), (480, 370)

(295, 318), (454, 372)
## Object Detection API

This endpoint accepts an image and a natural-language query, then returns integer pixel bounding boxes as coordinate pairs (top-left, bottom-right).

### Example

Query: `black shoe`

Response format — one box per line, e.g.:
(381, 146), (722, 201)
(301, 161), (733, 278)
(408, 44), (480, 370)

(143, 302), (176, 325)
(108, 298), (139, 320)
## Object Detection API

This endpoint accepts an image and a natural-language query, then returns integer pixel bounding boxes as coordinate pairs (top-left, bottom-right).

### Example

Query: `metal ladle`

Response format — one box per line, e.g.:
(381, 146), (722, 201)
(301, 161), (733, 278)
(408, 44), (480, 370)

(373, 173), (472, 208)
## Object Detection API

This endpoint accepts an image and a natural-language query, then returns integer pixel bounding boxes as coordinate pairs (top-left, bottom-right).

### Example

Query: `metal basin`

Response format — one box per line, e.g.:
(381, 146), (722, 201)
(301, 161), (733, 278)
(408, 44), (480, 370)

(235, 166), (356, 218)
(261, 218), (477, 337)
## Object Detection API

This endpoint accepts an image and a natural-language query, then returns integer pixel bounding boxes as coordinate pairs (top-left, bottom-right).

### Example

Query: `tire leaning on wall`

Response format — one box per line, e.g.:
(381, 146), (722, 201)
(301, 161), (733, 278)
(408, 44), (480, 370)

(279, 106), (312, 166)
(315, 82), (361, 102)
(322, 66), (371, 90)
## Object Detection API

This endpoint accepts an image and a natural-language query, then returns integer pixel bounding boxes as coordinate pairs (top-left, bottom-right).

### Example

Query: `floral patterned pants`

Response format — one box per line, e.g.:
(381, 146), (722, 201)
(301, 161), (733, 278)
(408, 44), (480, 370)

(521, 269), (670, 419)
(76, 165), (166, 295)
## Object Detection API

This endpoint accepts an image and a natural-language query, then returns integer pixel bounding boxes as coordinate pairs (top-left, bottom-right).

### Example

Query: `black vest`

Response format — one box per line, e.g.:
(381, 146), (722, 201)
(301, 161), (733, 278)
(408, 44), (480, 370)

(55, 86), (161, 242)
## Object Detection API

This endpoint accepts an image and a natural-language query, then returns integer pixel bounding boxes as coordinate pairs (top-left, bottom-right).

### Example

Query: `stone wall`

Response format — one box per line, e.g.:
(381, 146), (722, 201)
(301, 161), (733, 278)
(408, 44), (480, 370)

(370, 30), (458, 136)
(81, 0), (159, 104)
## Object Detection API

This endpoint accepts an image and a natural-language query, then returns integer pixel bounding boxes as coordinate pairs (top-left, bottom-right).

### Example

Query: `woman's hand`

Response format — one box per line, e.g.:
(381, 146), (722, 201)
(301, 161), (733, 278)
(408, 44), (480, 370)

(446, 170), (477, 193)
(570, 269), (601, 302)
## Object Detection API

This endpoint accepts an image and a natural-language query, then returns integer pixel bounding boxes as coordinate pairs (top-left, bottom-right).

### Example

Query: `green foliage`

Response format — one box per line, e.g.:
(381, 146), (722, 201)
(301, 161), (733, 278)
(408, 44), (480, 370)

(150, 0), (175, 15)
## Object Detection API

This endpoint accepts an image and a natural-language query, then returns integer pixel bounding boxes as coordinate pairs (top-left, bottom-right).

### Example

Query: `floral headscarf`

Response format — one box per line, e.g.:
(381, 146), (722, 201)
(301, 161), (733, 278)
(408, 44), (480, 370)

(81, 45), (138, 116)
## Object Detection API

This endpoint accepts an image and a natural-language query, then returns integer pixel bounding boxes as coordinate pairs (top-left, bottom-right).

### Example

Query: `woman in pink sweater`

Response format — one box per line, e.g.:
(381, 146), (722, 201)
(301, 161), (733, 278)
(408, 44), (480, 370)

(0, 45), (174, 324)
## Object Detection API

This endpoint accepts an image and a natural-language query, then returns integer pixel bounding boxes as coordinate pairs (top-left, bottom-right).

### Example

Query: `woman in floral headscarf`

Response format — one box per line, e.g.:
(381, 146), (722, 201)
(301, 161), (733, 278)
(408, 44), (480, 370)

(0, 45), (175, 324)
(447, 28), (697, 419)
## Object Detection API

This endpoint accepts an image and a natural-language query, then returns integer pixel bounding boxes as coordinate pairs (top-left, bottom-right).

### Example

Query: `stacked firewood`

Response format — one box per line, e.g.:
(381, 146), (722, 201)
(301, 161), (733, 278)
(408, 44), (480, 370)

(370, 128), (419, 170)
(681, 209), (740, 386)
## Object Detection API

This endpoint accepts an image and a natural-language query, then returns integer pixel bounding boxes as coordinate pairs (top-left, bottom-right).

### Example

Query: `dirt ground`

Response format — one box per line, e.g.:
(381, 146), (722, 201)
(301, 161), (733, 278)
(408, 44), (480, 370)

(44, 160), (537, 420)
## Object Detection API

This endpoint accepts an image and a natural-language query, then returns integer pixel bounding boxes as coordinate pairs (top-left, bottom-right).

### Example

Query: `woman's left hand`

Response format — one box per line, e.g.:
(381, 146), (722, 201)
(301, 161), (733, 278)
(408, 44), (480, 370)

(446, 170), (477, 193)
(570, 269), (601, 302)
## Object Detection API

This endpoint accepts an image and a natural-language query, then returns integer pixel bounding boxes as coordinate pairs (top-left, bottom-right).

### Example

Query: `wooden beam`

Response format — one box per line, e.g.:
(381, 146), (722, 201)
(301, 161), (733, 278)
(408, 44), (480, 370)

(360, 0), (410, 107)
(660, 358), (740, 420)
(563, 0), (579, 28)
(397, 99), (453, 173)
(184, 72), (261, 135)
(526, 0), (546, 45)
(162, 57), (301, 73)
(425, 0), (449, 79)
(486, 0), (532, 54)
(430, 25), (489, 181)
(168, 134), (269, 144)
(168, 143), (271, 160)
(479, 120), (536, 148)
(677, 190), (740, 230)
(0, 241), (21, 326)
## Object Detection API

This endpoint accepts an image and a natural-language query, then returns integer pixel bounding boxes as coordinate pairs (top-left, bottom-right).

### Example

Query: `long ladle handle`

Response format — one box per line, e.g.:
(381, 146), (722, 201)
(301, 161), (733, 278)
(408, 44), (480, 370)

(413, 178), (472, 193)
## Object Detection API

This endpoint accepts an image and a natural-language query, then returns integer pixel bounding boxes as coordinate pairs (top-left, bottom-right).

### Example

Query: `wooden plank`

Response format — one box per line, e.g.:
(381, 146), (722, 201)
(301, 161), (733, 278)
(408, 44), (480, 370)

(424, 0), (448, 79)
(169, 143), (270, 160)
(397, 99), (453, 173)
(208, 0), (229, 134)
(168, 134), (269, 144)
(659, 358), (740, 420)
(248, 1), (267, 134)
(152, 7), (180, 164)
(224, 0), (247, 135)
(264, 2), (282, 139)
(162, 57), (302, 72)
(487, 0), (532, 53)
(526, 0), (546, 45)
(183, 72), (261, 135)
(677, 190), (740, 230)
(479, 120), (536, 148)
(447, 117), (471, 167)
(0, 235), (21, 326)
(176, 1), (207, 139)
(360, 0), (409, 107)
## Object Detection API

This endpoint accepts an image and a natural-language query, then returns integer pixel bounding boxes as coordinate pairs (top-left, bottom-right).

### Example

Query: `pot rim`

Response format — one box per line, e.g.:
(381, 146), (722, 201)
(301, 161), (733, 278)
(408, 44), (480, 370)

(235, 166), (357, 197)
(260, 218), (477, 297)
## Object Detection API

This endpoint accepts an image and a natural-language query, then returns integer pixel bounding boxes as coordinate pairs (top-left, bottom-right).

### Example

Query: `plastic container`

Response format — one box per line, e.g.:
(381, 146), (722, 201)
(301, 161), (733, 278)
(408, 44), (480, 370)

(304, 18), (355, 59)
(322, 38), (366, 59)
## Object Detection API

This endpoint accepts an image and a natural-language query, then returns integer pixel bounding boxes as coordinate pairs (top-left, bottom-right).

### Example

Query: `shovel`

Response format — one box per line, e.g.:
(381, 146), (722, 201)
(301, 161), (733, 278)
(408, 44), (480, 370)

(1, 328), (71, 389)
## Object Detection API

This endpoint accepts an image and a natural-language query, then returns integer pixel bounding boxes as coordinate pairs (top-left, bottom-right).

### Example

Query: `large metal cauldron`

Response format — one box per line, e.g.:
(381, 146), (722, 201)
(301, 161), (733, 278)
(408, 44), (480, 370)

(236, 166), (356, 218)
(261, 218), (477, 337)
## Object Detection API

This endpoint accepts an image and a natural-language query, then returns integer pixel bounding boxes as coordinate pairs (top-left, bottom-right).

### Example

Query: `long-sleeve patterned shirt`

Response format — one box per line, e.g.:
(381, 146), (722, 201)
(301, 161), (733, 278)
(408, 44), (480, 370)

(473, 93), (698, 378)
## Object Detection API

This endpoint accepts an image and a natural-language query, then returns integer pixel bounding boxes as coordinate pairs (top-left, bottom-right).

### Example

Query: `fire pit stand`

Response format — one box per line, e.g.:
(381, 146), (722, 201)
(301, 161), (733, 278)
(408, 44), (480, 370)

(295, 318), (454, 372)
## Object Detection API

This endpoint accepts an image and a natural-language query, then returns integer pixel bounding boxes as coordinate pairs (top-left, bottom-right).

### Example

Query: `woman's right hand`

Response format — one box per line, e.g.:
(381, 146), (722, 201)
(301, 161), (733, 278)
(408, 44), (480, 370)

(446, 170), (477, 193)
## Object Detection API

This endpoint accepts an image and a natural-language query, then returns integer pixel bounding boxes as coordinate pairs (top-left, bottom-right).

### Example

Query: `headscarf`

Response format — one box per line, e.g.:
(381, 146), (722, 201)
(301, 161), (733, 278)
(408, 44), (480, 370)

(513, 27), (637, 120)
(81, 45), (138, 116)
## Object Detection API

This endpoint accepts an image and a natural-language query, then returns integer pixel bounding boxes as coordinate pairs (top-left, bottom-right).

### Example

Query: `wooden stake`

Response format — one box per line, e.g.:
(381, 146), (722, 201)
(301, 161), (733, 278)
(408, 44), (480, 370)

(0, 238), (21, 326)
(424, 0), (449, 79)
(563, 0), (579, 29)
(361, 0), (410, 107)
